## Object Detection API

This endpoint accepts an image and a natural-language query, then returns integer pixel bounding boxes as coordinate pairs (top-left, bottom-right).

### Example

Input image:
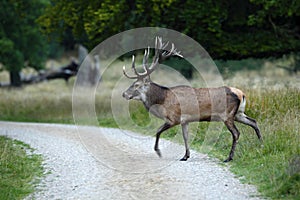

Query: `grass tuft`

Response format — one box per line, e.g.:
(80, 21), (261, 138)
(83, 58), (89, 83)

(0, 136), (44, 200)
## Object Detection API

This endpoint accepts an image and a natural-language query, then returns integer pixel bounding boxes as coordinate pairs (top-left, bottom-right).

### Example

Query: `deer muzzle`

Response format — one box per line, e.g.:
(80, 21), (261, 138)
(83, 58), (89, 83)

(122, 91), (133, 100)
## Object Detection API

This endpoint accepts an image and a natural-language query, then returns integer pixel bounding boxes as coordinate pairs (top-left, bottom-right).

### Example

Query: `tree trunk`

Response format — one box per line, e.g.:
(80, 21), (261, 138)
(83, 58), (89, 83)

(10, 71), (22, 87)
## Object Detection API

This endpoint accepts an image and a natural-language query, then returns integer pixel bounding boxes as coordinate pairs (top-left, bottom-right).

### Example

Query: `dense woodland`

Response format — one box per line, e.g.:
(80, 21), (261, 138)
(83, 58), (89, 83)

(1, 0), (300, 86)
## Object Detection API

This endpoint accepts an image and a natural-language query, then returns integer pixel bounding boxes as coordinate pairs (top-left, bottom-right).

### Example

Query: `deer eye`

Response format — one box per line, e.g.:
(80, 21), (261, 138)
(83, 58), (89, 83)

(134, 83), (141, 89)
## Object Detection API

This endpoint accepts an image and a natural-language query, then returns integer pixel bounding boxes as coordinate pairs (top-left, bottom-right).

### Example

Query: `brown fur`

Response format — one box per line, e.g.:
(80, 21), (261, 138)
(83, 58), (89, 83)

(146, 85), (242, 124)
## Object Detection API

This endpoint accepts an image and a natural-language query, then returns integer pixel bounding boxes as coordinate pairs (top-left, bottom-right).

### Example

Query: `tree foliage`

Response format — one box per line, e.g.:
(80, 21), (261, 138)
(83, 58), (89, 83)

(0, 0), (49, 86)
(39, 0), (300, 60)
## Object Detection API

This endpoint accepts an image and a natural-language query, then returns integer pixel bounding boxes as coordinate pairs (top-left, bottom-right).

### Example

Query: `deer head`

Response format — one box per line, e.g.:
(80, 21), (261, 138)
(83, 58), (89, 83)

(122, 37), (183, 101)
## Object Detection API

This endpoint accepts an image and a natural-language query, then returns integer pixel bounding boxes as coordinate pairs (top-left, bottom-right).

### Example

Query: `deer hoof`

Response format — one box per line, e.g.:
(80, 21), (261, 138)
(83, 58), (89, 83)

(155, 149), (162, 158)
(224, 157), (233, 163)
(180, 156), (189, 161)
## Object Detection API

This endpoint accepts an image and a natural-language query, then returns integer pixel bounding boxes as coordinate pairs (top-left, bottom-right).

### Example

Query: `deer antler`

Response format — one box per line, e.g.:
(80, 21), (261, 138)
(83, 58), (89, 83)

(123, 55), (139, 79)
(123, 36), (183, 79)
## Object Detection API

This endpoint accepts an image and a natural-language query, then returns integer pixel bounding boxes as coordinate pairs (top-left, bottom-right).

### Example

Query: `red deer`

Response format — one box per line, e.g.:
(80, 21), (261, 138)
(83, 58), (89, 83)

(122, 37), (262, 162)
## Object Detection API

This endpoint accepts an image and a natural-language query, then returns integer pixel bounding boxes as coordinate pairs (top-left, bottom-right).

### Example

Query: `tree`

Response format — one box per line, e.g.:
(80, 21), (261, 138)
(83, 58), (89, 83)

(38, 0), (300, 69)
(0, 0), (49, 86)
(38, 0), (189, 49)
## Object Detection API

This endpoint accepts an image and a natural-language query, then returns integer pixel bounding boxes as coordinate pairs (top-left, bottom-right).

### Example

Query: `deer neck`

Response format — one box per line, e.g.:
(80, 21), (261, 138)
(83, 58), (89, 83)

(143, 82), (168, 111)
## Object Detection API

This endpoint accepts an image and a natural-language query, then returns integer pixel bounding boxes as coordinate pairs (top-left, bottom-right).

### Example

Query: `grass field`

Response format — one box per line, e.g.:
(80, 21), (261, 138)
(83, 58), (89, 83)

(0, 136), (44, 199)
(0, 57), (299, 199)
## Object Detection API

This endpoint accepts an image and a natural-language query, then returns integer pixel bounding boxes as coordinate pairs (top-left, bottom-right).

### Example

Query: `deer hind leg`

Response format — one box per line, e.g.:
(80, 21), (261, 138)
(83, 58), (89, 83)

(154, 123), (173, 157)
(235, 113), (262, 140)
(224, 120), (240, 162)
(180, 123), (190, 161)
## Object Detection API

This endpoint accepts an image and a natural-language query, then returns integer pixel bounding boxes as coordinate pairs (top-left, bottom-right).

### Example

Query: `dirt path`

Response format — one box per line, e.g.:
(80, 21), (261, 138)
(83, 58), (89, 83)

(0, 122), (261, 199)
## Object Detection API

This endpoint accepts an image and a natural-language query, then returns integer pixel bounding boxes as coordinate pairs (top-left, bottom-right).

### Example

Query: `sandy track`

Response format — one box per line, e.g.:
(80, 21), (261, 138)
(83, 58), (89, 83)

(0, 122), (261, 200)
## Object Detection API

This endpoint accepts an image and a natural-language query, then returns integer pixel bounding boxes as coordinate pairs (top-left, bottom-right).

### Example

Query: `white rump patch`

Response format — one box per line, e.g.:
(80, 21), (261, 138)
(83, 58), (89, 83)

(238, 96), (246, 113)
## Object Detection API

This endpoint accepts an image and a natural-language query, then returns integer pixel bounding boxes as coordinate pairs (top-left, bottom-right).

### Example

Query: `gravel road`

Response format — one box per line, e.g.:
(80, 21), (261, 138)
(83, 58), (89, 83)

(0, 122), (261, 200)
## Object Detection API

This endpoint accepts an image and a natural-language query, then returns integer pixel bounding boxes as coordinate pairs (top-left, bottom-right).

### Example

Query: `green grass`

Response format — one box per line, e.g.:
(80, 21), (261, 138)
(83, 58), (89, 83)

(0, 136), (44, 200)
(212, 88), (300, 199)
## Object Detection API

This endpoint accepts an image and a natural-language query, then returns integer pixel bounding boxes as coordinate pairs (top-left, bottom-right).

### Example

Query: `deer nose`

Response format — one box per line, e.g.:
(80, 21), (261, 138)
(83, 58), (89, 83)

(122, 91), (132, 100)
(122, 92), (129, 100)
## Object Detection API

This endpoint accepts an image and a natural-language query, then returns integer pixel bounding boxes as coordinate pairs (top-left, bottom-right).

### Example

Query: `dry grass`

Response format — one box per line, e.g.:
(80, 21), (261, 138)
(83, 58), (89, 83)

(0, 56), (299, 124)
(0, 79), (74, 123)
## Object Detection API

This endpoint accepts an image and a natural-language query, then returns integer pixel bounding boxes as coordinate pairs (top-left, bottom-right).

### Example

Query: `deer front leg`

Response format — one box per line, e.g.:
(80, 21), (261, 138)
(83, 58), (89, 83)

(180, 123), (190, 161)
(154, 123), (172, 157)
